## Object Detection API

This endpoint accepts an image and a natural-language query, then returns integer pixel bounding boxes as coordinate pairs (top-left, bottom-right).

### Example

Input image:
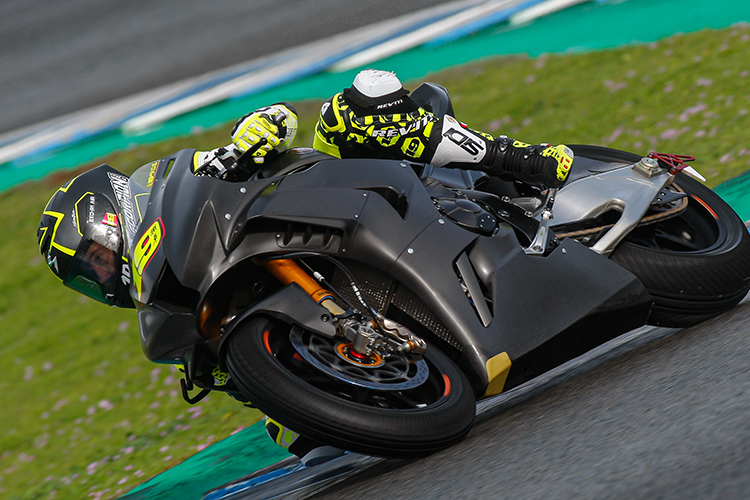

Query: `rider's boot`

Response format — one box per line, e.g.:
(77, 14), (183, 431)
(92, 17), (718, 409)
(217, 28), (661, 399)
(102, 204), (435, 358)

(265, 418), (345, 467)
(482, 138), (574, 188)
(431, 116), (574, 188)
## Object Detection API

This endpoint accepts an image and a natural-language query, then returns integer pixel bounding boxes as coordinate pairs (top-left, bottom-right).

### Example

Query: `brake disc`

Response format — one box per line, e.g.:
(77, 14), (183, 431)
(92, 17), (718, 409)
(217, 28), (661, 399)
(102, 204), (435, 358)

(289, 326), (429, 391)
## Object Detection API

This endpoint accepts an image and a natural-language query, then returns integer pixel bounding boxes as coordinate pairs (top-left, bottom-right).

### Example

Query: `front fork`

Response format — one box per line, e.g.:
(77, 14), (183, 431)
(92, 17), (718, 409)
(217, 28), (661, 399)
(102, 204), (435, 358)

(261, 258), (346, 315)
(260, 258), (426, 358)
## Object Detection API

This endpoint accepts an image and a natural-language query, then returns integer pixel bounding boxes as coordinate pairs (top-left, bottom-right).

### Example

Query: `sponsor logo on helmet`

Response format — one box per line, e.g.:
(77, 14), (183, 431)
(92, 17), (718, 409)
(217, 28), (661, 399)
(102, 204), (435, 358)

(107, 173), (138, 239)
(87, 195), (96, 223)
(121, 261), (131, 286)
(102, 212), (118, 227)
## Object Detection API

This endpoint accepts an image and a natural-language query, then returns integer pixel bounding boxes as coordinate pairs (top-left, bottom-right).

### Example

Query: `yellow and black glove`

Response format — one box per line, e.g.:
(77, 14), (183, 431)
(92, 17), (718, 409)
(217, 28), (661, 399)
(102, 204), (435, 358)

(231, 103), (298, 163)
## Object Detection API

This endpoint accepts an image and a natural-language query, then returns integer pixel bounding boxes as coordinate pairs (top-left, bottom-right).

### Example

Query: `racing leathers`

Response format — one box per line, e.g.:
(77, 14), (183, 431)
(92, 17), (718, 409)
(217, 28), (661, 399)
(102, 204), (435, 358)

(200, 70), (573, 189)
(312, 70), (573, 188)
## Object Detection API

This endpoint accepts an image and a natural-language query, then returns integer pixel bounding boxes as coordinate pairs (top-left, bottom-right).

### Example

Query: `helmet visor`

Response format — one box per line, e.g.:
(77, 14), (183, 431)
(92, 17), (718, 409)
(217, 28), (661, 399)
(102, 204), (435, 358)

(63, 195), (123, 304)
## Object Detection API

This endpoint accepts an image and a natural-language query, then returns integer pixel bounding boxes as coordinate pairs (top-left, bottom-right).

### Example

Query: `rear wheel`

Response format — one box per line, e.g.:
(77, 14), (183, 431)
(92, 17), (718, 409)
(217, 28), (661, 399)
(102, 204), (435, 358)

(225, 316), (476, 458)
(609, 172), (750, 327)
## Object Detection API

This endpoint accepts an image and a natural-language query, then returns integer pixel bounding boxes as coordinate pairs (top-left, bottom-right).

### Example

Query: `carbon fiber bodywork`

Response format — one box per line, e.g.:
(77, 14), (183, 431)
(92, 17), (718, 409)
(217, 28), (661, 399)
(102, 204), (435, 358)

(132, 147), (651, 396)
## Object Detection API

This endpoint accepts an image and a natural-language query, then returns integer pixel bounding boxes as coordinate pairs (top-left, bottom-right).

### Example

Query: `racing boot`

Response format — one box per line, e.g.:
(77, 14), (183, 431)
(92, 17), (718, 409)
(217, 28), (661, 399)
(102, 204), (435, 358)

(431, 116), (574, 188)
(265, 418), (345, 467)
(483, 138), (574, 188)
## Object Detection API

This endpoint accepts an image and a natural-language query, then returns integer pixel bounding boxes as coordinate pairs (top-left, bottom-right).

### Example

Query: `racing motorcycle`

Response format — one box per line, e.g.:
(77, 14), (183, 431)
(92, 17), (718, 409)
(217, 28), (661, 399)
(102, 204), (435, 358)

(117, 84), (750, 458)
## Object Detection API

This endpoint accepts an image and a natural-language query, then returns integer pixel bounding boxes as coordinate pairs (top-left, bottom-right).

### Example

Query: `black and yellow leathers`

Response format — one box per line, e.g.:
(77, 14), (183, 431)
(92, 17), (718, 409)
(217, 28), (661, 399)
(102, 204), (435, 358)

(313, 91), (572, 188)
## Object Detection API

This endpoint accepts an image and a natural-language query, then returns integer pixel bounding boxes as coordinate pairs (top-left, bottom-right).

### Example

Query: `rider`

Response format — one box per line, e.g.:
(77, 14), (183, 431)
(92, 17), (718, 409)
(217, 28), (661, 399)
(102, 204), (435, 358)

(37, 69), (573, 466)
(227, 69), (573, 188)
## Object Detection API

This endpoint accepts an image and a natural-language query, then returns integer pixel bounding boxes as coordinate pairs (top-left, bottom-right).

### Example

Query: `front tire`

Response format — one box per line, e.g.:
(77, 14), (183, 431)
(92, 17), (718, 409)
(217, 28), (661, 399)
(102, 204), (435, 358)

(225, 316), (476, 458)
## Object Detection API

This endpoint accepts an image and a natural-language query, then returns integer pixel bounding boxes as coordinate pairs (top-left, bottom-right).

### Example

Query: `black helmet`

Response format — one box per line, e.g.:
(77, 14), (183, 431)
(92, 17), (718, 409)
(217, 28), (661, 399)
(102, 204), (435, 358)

(37, 165), (134, 308)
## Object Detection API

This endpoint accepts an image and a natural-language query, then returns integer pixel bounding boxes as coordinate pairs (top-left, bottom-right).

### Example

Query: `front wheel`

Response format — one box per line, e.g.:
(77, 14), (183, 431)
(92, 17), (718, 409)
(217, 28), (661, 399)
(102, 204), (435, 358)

(609, 172), (750, 327)
(225, 316), (476, 458)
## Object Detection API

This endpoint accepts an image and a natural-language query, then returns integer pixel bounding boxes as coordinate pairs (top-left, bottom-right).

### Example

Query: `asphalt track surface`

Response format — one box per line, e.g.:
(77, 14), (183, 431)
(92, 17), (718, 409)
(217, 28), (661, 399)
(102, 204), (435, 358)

(0, 0), (458, 135)
(306, 302), (750, 500)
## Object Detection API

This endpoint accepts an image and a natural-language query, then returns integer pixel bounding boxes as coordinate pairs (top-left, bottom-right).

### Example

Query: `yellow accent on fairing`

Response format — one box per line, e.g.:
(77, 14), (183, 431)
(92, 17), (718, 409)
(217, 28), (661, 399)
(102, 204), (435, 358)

(483, 352), (512, 398)
(133, 192), (149, 223)
(146, 161), (159, 187)
(192, 152), (202, 173)
(132, 219), (164, 300)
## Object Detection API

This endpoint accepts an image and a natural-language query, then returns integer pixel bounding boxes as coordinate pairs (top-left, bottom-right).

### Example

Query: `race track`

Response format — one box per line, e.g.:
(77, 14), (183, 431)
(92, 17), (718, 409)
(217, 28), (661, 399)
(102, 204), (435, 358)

(0, 0), (458, 135)
(8, 2), (750, 499)
(305, 302), (750, 499)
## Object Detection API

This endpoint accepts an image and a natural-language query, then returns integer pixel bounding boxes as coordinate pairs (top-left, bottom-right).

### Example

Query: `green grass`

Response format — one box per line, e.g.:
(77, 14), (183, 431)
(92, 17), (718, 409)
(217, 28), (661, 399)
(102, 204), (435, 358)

(1, 23), (750, 499)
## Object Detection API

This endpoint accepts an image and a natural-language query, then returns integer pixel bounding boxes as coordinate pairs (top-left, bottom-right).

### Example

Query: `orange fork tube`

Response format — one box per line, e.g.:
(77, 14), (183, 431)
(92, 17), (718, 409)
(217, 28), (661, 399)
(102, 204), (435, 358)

(261, 259), (346, 315)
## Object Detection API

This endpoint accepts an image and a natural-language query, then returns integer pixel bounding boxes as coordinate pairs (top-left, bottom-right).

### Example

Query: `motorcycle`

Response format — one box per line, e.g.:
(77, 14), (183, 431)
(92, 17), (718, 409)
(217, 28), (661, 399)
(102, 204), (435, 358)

(110, 83), (750, 458)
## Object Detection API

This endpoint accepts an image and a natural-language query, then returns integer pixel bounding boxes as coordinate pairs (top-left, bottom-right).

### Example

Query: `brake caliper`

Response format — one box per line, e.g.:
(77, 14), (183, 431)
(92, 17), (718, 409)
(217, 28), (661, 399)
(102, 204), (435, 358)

(334, 312), (427, 363)
(376, 315), (427, 356)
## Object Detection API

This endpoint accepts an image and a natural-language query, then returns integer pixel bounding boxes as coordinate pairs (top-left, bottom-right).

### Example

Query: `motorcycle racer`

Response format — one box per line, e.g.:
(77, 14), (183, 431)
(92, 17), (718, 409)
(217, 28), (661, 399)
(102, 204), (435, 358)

(37, 68), (573, 467)
(312, 69), (573, 188)
(204, 69), (573, 189)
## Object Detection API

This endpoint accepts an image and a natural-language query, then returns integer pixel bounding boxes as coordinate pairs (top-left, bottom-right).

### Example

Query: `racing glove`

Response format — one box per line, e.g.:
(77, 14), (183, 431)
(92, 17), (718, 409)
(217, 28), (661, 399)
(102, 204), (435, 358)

(231, 103), (299, 163)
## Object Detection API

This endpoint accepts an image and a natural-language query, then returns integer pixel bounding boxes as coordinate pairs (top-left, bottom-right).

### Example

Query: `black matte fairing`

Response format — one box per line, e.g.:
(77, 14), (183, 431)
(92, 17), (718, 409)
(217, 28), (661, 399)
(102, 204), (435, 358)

(134, 148), (651, 394)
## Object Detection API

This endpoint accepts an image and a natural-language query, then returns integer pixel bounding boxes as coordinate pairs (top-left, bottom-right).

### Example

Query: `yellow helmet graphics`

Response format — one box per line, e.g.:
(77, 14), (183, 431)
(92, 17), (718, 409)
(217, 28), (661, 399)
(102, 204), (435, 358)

(37, 164), (134, 307)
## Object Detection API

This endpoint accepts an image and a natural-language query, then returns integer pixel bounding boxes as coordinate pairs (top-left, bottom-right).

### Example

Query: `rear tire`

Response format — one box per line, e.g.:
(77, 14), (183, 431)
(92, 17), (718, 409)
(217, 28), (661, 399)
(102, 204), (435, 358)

(609, 172), (750, 327)
(225, 316), (476, 458)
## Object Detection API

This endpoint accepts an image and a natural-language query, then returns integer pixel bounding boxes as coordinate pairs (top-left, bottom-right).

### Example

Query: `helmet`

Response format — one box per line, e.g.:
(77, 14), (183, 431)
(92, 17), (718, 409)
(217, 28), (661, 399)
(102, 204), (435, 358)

(37, 165), (134, 308)
(352, 69), (403, 98)
(345, 69), (411, 111)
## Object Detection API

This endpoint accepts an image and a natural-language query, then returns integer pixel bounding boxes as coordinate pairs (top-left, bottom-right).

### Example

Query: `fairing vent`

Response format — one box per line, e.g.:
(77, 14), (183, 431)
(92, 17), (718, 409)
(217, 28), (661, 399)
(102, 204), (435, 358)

(358, 187), (408, 219)
(328, 258), (394, 313)
(454, 253), (493, 327)
(278, 222), (342, 251)
(329, 259), (463, 355)
(390, 285), (463, 354)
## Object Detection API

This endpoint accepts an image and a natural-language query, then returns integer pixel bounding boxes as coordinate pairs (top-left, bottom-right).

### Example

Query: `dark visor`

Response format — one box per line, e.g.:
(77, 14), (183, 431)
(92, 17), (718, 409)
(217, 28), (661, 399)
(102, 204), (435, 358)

(63, 195), (123, 305)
